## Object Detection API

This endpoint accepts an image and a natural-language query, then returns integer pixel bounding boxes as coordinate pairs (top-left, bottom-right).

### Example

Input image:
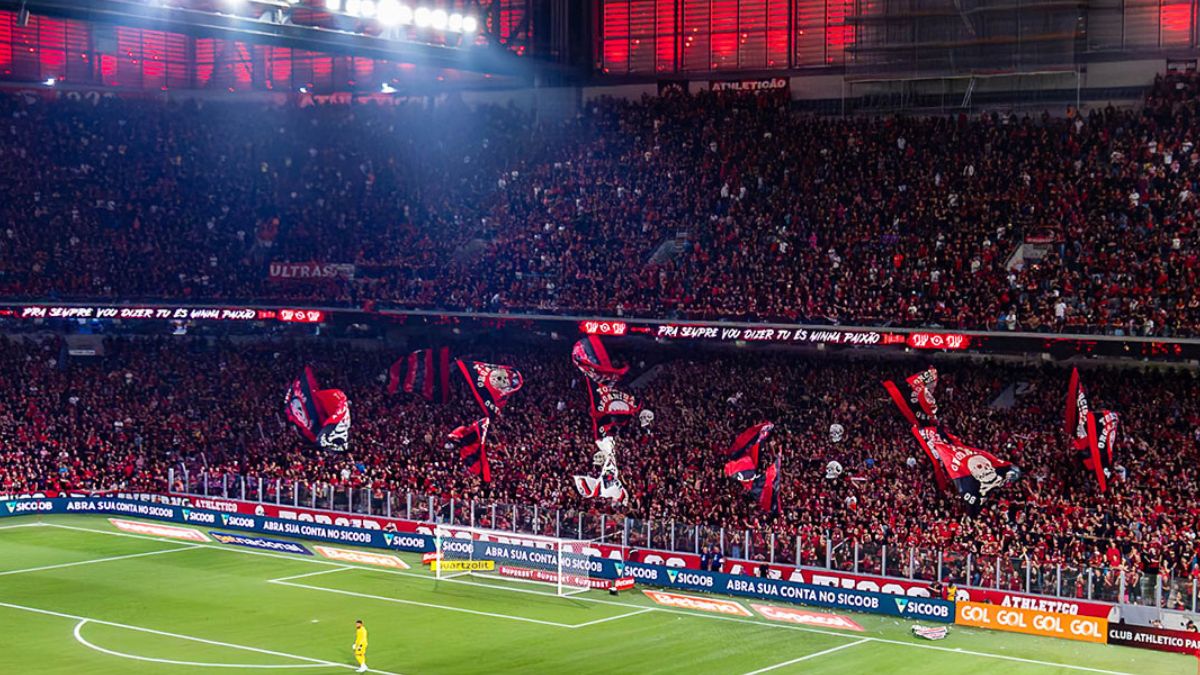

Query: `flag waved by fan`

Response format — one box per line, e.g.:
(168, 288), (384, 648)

(573, 437), (628, 505)
(585, 379), (641, 440)
(1065, 368), (1119, 492)
(911, 426), (1019, 514)
(447, 418), (491, 482)
(572, 335), (628, 384)
(722, 422), (774, 483)
(456, 360), (524, 418)
(387, 347), (452, 403)
(883, 367), (939, 425)
(284, 366), (351, 452)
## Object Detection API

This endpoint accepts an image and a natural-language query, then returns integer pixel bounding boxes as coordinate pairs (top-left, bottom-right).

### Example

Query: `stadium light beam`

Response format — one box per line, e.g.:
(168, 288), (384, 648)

(430, 8), (447, 30)
(360, 0), (376, 19)
(324, 0), (341, 11)
(461, 15), (478, 34)
(377, 0), (401, 25)
(413, 6), (431, 27)
(447, 12), (463, 32)
(345, 0), (361, 17)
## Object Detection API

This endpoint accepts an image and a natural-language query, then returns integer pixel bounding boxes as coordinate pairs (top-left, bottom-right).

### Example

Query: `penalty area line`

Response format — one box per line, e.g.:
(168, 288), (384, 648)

(73, 620), (326, 669)
(739, 638), (870, 675)
(270, 579), (580, 628)
(0, 601), (403, 675)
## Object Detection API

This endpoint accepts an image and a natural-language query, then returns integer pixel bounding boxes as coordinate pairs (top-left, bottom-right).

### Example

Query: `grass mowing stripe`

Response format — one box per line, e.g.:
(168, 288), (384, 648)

(0, 544), (200, 576)
(40, 521), (1141, 675)
(0, 600), (403, 675)
(72, 620), (327, 669)
(740, 638), (871, 675)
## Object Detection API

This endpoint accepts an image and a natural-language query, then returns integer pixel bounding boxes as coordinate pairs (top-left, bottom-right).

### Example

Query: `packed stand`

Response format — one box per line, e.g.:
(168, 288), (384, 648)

(2, 334), (1199, 605)
(4, 72), (1200, 334)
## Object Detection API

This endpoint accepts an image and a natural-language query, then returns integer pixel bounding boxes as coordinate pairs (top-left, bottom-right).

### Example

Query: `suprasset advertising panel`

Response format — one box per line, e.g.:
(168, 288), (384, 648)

(1106, 624), (1200, 654)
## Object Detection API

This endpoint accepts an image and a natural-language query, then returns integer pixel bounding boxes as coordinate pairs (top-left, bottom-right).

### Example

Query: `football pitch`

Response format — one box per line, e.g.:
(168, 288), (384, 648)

(0, 515), (1189, 674)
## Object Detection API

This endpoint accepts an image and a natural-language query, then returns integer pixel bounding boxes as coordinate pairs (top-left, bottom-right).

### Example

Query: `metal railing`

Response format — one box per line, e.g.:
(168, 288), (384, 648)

(177, 469), (1198, 612)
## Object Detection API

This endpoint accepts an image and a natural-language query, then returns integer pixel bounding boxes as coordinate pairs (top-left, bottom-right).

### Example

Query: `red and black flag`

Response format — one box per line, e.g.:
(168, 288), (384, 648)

(572, 336), (628, 384)
(448, 418), (491, 482)
(913, 426), (1018, 514)
(883, 367), (939, 425)
(387, 347), (452, 403)
(456, 360), (524, 418)
(723, 422), (774, 482)
(585, 379), (641, 439)
(1064, 367), (1090, 450)
(1066, 368), (1116, 491)
(284, 366), (351, 451)
(910, 426), (951, 492)
(746, 457), (782, 515)
(1084, 410), (1119, 492)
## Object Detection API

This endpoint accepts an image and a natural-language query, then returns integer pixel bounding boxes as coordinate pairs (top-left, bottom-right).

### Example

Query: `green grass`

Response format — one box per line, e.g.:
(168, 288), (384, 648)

(0, 515), (1190, 674)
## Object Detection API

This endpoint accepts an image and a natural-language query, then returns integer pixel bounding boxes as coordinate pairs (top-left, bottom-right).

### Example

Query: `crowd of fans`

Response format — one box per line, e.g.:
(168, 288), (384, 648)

(3, 334), (1199, 606)
(3, 72), (1200, 334)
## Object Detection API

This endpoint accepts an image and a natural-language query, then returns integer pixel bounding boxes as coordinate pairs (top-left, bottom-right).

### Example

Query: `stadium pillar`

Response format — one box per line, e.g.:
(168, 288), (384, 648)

(386, 492), (392, 518)
(557, 510), (562, 538)
(646, 519), (652, 547)
(1087, 568), (1094, 599)
(1118, 572), (1125, 603)
(670, 521), (676, 550)
(825, 535), (832, 569)
(769, 533), (775, 563)
(720, 528), (726, 556)
(881, 545), (888, 576)
(744, 530), (751, 560)
(276, 480), (282, 506)
(937, 551), (943, 583)
(795, 536), (801, 567)
(1056, 566), (1062, 596)
(223, 475), (229, 499)
(1155, 576), (1163, 608)
(853, 540), (859, 573)
(1025, 558), (1032, 593)
(1191, 580), (1196, 612)
(447, 498), (453, 525)
(169, 469), (175, 491)
(600, 514), (606, 542)
(995, 558), (1002, 589)
(965, 554), (972, 586)
(576, 510), (582, 538)
(622, 518), (628, 547)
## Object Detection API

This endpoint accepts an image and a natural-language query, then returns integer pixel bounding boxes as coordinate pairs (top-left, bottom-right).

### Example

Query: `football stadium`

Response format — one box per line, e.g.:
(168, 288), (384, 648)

(4, 1), (1200, 673)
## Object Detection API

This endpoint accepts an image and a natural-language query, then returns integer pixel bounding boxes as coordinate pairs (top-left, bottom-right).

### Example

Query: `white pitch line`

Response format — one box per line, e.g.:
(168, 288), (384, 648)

(0, 601), (402, 675)
(567, 607), (655, 629)
(740, 639), (870, 675)
(41, 522), (1137, 675)
(268, 567), (356, 584)
(73, 620), (326, 669)
(0, 522), (45, 530)
(271, 579), (578, 628)
(0, 544), (201, 577)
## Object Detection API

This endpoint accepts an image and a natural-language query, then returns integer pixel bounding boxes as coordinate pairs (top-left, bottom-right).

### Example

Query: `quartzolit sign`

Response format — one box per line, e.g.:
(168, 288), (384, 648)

(955, 601), (1107, 643)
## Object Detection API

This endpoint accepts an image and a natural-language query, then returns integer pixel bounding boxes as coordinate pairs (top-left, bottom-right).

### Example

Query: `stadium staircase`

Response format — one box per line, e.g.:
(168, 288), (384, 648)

(647, 230), (690, 268)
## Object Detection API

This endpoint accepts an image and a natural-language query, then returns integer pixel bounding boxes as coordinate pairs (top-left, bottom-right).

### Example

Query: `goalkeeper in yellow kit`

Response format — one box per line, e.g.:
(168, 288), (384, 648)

(352, 620), (368, 672)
